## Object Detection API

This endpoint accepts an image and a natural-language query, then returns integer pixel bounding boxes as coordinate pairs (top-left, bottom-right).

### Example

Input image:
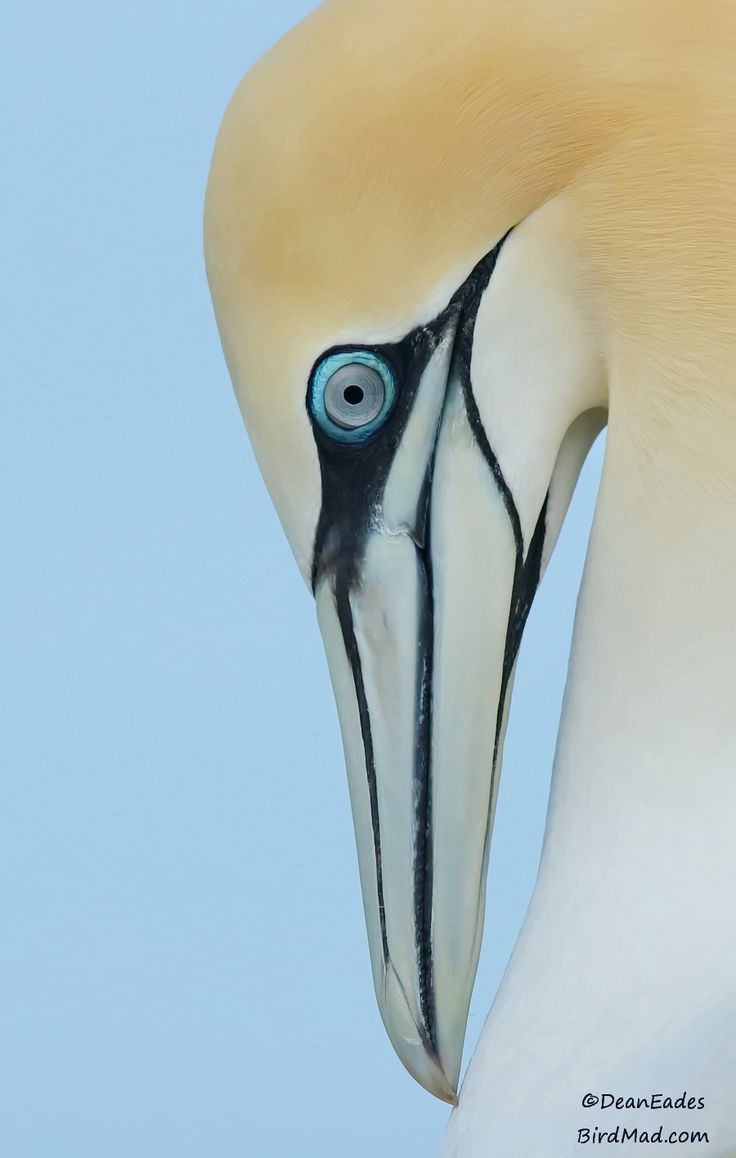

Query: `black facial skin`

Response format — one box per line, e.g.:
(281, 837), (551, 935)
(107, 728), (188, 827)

(305, 231), (548, 1060)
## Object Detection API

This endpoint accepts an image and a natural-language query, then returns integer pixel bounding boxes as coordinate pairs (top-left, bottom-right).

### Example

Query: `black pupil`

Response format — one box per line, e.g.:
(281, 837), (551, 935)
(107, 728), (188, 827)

(343, 384), (364, 406)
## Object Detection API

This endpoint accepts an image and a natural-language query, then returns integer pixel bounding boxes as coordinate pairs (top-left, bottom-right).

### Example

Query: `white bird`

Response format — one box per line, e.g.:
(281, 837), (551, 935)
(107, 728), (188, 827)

(204, 0), (736, 1151)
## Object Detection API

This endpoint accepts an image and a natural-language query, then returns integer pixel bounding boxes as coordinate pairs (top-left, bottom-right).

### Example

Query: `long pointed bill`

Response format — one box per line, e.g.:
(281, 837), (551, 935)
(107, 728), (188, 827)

(313, 300), (524, 1101)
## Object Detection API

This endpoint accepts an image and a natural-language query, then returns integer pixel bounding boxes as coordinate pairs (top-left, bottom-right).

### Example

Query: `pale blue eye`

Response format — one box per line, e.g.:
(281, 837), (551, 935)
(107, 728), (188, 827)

(310, 351), (396, 443)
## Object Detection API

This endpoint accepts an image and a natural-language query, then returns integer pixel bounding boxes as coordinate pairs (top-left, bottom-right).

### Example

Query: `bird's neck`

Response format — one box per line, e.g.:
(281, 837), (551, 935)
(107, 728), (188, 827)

(447, 374), (736, 1152)
(550, 378), (736, 887)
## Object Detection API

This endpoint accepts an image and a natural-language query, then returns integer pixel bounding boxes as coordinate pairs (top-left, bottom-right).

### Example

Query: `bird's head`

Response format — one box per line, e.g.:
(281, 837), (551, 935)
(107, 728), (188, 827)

(204, 0), (717, 1101)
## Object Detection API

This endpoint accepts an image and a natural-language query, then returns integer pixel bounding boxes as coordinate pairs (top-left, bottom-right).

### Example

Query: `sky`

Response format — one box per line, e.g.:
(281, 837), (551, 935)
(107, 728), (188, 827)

(2, 2), (603, 1155)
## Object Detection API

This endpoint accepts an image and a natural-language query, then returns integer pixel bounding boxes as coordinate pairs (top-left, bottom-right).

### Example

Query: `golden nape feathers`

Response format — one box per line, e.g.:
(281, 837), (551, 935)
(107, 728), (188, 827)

(205, 0), (736, 554)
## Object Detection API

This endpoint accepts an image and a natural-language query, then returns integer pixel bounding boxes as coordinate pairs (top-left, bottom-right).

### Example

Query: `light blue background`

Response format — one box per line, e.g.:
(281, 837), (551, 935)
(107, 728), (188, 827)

(2, 2), (603, 1154)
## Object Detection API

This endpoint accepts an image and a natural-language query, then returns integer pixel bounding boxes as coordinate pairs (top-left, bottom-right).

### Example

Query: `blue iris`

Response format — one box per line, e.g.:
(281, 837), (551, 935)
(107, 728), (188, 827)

(309, 350), (396, 444)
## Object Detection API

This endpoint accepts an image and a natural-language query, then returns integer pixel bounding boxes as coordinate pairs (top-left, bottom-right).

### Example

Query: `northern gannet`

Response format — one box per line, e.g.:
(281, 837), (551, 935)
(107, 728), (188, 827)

(204, 1), (736, 1151)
